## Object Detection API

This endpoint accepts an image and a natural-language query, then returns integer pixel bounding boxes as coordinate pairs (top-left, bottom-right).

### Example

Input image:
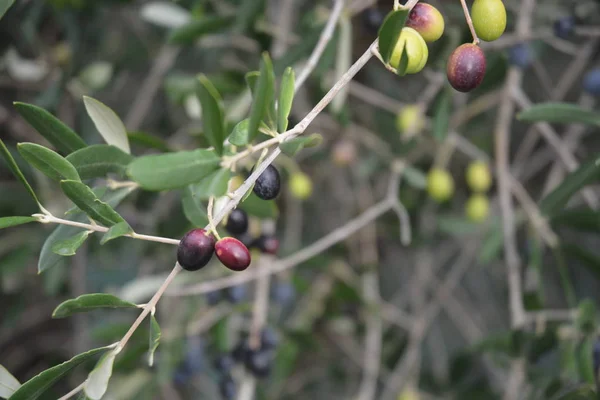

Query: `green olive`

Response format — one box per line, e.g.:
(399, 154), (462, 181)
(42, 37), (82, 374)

(471, 0), (507, 42)
(389, 27), (429, 75)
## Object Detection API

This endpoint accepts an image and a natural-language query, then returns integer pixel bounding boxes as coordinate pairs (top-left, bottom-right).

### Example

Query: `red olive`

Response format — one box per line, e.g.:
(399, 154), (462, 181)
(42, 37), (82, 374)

(215, 237), (252, 271)
(447, 44), (486, 93)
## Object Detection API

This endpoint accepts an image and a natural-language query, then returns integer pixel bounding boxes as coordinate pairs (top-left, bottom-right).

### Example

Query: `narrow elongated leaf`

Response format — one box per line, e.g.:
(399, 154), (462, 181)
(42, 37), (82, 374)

(377, 9), (409, 63)
(53, 294), (137, 318)
(277, 67), (295, 133)
(51, 231), (91, 257)
(60, 180), (126, 227)
(168, 15), (235, 44)
(0, 0), (15, 20)
(433, 88), (451, 142)
(66, 145), (134, 180)
(8, 346), (112, 400)
(38, 187), (135, 273)
(0, 216), (37, 229)
(127, 149), (220, 191)
(100, 221), (133, 245)
(196, 75), (225, 155)
(13, 102), (86, 154)
(128, 132), (170, 152)
(191, 168), (230, 200)
(17, 143), (80, 182)
(84, 351), (116, 400)
(234, 0), (264, 32)
(0, 364), (20, 399)
(0, 139), (39, 204)
(228, 119), (251, 147)
(540, 159), (600, 216)
(83, 96), (130, 154)
(248, 53), (275, 142)
(552, 208), (600, 233)
(181, 185), (208, 227)
(148, 315), (161, 367)
(518, 103), (600, 127)
(280, 134), (322, 156)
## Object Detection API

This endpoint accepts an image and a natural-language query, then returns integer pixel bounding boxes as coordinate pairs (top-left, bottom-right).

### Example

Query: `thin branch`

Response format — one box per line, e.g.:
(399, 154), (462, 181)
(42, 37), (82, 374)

(459, 0), (480, 44)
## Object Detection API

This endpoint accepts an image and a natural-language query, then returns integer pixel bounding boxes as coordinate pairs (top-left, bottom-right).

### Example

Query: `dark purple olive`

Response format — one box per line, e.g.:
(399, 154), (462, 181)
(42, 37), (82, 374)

(253, 165), (281, 200)
(447, 44), (486, 92)
(254, 235), (279, 255)
(177, 229), (216, 271)
(215, 237), (251, 271)
(244, 348), (274, 378)
(225, 209), (249, 235)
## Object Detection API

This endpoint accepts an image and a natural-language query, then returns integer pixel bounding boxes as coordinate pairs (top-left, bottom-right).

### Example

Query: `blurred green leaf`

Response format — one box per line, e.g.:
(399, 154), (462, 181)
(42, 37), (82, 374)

(518, 103), (600, 127)
(100, 221), (133, 245)
(396, 46), (410, 76)
(0, 0), (15, 20)
(576, 299), (597, 335)
(148, 315), (161, 367)
(278, 67), (295, 133)
(551, 208), (600, 233)
(0, 139), (39, 205)
(229, 119), (251, 147)
(280, 134), (322, 157)
(83, 96), (131, 154)
(168, 16), (235, 44)
(196, 75), (226, 155)
(0, 216), (37, 230)
(127, 149), (220, 191)
(554, 385), (597, 399)
(562, 243), (600, 281)
(539, 159), (600, 217)
(377, 9), (409, 63)
(51, 231), (91, 257)
(577, 337), (595, 385)
(433, 88), (451, 142)
(248, 53), (275, 142)
(17, 143), (80, 182)
(66, 145), (134, 180)
(13, 102), (87, 154)
(128, 132), (170, 152)
(53, 294), (137, 318)
(60, 180), (126, 227)
(9, 346), (112, 400)
(84, 351), (116, 400)
(181, 185), (208, 227)
(240, 192), (278, 219)
(234, 0), (264, 32)
(191, 168), (230, 200)
(437, 216), (481, 236)
(0, 364), (21, 399)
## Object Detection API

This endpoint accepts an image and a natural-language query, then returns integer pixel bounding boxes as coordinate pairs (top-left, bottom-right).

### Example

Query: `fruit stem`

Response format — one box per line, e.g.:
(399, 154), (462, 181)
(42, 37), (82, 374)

(207, 196), (223, 241)
(459, 0), (480, 45)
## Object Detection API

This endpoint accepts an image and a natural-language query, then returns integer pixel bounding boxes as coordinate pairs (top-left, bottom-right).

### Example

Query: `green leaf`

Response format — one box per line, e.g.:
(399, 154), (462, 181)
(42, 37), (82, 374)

(577, 337), (595, 385)
(576, 299), (597, 334)
(437, 216), (481, 236)
(554, 385), (597, 400)
(0, 0), (15, 20)
(377, 9), (409, 63)
(234, 0), (264, 32)
(0, 364), (21, 399)
(518, 103), (600, 127)
(433, 88), (451, 142)
(395, 46), (410, 76)
(191, 168), (231, 200)
(17, 143), (80, 182)
(280, 133), (323, 157)
(60, 180), (126, 227)
(66, 145), (134, 180)
(0, 139), (39, 205)
(240, 192), (278, 219)
(540, 159), (600, 216)
(52, 294), (138, 318)
(51, 231), (91, 257)
(8, 346), (112, 400)
(562, 243), (600, 281)
(100, 221), (133, 245)
(148, 315), (161, 367)
(38, 187), (134, 273)
(196, 75), (226, 155)
(181, 185), (208, 227)
(248, 53), (275, 142)
(84, 351), (116, 400)
(13, 102), (87, 154)
(228, 119), (251, 147)
(552, 208), (600, 233)
(168, 15), (235, 44)
(128, 132), (170, 152)
(127, 149), (220, 191)
(83, 96), (130, 154)
(0, 216), (37, 230)
(277, 67), (295, 133)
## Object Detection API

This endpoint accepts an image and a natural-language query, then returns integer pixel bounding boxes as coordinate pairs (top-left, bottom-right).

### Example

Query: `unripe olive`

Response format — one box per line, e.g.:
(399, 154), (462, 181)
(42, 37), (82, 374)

(471, 0), (507, 42)
(465, 161), (492, 193)
(465, 194), (490, 222)
(447, 44), (486, 92)
(396, 105), (425, 138)
(389, 27), (429, 75)
(427, 168), (454, 202)
(289, 172), (313, 200)
(406, 3), (445, 43)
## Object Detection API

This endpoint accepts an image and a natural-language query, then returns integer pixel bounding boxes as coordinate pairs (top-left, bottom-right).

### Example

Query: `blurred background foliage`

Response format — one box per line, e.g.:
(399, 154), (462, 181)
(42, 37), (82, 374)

(2, 0), (600, 399)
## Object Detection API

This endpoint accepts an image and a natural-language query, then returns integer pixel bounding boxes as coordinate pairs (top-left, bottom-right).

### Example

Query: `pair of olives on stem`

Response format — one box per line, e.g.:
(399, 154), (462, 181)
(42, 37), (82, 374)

(387, 0), (507, 92)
